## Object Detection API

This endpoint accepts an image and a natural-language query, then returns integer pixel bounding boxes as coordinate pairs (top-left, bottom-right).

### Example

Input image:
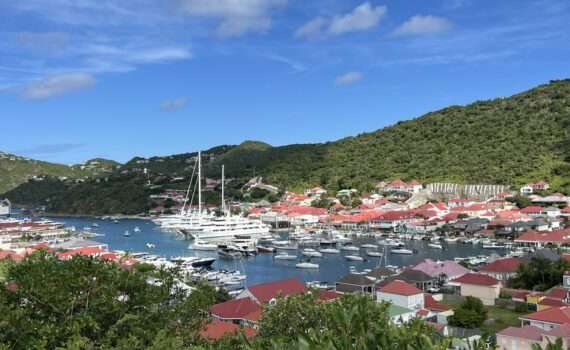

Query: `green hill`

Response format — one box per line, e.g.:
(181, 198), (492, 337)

(0, 152), (89, 194)
(4, 78), (570, 214)
(211, 79), (570, 192)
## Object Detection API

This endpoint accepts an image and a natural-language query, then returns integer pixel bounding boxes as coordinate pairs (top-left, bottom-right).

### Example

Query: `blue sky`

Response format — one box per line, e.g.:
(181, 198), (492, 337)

(1, 0), (569, 165)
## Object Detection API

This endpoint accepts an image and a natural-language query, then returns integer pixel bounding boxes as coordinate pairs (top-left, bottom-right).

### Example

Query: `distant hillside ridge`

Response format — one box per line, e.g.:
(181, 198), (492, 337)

(3, 78), (570, 215)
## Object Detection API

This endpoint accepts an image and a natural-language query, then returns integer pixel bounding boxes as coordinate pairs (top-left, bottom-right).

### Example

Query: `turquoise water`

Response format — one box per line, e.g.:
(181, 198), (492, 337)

(51, 217), (505, 286)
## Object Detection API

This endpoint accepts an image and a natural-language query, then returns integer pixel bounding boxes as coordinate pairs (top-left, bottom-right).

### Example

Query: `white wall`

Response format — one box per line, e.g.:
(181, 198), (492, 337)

(377, 292), (424, 309)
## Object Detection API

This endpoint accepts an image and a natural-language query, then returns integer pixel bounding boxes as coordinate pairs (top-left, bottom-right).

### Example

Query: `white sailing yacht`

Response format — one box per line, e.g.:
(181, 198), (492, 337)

(156, 152), (270, 241)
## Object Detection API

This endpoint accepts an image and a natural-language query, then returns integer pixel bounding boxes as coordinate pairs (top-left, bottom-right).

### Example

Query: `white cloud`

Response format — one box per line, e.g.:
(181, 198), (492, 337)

(161, 97), (189, 112)
(178, 0), (287, 37)
(295, 17), (327, 40)
(329, 2), (387, 35)
(129, 47), (192, 63)
(335, 71), (362, 85)
(392, 15), (453, 37)
(20, 73), (95, 100)
(295, 3), (386, 40)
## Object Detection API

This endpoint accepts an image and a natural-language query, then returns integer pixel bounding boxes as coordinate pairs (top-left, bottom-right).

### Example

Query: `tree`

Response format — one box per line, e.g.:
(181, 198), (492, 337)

(510, 258), (570, 291)
(448, 296), (487, 329)
(0, 252), (217, 350)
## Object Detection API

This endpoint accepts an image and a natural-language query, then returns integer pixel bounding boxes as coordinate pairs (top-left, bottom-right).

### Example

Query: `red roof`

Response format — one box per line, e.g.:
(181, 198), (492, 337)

(521, 206), (544, 214)
(516, 229), (570, 244)
(546, 288), (569, 300)
(479, 257), (521, 273)
(497, 325), (544, 341)
(199, 320), (257, 341)
(0, 250), (24, 262)
(247, 278), (307, 304)
(378, 280), (423, 296)
(454, 273), (499, 286)
(539, 297), (567, 307)
(317, 290), (342, 302)
(522, 306), (570, 325)
(562, 207), (570, 214)
(211, 297), (262, 320)
(424, 294), (451, 312)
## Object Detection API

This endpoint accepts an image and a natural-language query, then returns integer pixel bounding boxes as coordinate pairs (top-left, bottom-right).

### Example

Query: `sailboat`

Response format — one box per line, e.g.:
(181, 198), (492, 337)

(159, 153), (270, 240)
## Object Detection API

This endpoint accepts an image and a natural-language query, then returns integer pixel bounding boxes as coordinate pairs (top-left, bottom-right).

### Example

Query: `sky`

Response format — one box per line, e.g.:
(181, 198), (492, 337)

(1, 0), (569, 165)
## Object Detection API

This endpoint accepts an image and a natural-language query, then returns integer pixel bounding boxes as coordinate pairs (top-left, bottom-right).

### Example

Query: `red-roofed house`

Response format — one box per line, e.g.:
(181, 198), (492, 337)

(520, 306), (570, 331)
(376, 280), (424, 309)
(496, 325), (545, 350)
(0, 249), (23, 262)
(479, 257), (521, 282)
(515, 229), (570, 248)
(453, 273), (500, 305)
(210, 297), (262, 323)
(237, 277), (307, 304)
(199, 320), (257, 341)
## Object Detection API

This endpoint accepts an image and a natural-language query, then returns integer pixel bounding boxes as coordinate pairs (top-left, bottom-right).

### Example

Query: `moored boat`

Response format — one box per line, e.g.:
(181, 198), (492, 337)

(296, 262), (319, 269)
(345, 255), (364, 261)
(390, 248), (413, 255)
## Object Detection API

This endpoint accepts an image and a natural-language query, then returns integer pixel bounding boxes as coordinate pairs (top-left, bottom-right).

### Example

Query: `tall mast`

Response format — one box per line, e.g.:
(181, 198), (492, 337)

(198, 151), (202, 214)
(221, 165), (225, 214)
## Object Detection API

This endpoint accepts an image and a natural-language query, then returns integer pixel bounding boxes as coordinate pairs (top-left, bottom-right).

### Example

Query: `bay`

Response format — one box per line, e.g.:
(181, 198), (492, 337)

(53, 216), (506, 286)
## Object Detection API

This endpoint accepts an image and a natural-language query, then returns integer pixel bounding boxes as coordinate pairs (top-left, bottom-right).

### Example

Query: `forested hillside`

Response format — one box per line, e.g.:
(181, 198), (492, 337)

(4, 79), (570, 214)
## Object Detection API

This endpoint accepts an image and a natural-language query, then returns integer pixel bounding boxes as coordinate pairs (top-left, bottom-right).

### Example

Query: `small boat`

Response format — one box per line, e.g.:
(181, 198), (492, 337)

(218, 247), (243, 259)
(366, 251), (383, 257)
(390, 248), (413, 255)
(123, 231), (131, 237)
(428, 243), (443, 249)
(189, 240), (218, 251)
(296, 262), (319, 269)
(302, 249), (323, 258)
(191, 257), (216, 268)
(133, 226), (141, 233)
(113, 219), (119, 224)
(340, 245), (360, 252)
(445, 237), (459, 243)
(92, 223), (99, 228)
(256, 245), (276, 253)
(274, 253), (297, 261)
(345, 255), (364, 261)
(145, 243), (156, 249)
(361, 244), (378, 249)
(320, 248), (340, 254)
(483, 242), (508, 249)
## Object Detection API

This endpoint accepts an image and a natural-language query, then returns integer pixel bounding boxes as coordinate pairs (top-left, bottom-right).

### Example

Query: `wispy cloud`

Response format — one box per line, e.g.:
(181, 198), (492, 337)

(295, 2), (387, 40)
(15, 143), (86, 156)
(161, 97), (189, 112)
(178, 0), (287, 37)
(20, 73), (95, 100)
(335, 71), (362, 85)
(392, 15), (453, 37)
(263, 54), (307, 73)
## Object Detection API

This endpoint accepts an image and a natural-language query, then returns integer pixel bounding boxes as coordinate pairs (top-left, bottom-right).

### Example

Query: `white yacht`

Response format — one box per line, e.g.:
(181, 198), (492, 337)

(188, 240), (218, 251)
(156, 153), (270, 241)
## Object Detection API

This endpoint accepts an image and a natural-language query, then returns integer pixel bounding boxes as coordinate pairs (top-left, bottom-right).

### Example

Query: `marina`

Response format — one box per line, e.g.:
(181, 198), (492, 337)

(39, 215), (513, 286)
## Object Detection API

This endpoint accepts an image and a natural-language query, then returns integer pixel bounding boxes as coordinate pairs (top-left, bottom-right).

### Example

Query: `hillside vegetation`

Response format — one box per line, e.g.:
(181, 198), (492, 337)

(4, 79), (570, 214)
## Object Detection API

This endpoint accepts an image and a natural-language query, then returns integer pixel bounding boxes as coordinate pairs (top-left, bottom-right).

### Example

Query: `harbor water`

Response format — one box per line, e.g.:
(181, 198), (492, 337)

(53, 216), (507, 286)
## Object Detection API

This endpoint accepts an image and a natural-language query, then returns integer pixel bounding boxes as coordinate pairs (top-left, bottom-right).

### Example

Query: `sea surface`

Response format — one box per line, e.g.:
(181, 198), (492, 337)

(49, 216), (506, 286)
